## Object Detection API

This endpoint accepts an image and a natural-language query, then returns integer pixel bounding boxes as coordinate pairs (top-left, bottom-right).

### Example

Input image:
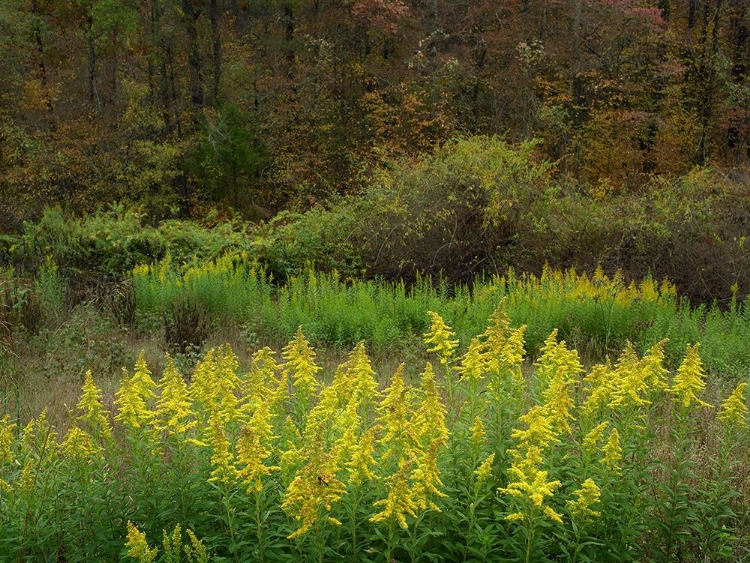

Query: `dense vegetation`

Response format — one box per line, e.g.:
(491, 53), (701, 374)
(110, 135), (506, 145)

(2, 0), (750, 560)
(0, 313), (747, 562)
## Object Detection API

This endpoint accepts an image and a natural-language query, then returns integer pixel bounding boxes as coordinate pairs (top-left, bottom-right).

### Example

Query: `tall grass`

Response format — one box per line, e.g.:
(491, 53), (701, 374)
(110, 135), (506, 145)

(133, 257), (750, 376)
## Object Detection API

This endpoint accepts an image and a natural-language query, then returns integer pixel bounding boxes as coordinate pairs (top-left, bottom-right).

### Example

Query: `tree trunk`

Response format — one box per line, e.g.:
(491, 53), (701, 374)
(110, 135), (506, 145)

(182, 0), (204, 108)
(210, 0), (222, 105)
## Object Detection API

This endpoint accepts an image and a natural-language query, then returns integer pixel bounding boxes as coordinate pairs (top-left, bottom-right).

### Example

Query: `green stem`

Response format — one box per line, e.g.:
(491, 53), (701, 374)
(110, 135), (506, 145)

(254, 489), (265, 563)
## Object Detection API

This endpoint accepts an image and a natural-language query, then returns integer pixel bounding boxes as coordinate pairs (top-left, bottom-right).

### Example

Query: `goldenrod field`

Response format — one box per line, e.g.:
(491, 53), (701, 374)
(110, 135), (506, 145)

(0, 303), (747, 562)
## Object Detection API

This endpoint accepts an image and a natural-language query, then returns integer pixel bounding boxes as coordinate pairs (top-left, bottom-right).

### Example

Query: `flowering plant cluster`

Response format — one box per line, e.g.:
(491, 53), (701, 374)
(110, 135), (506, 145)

(0, 306), (747, 562)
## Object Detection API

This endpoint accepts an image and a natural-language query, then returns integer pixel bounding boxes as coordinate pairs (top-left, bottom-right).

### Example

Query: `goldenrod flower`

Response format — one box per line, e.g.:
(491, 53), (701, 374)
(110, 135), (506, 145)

(61, 425), (101, 460)
(582, 421), (609, 453)
(423, 311), (458, 365)
(115, 364), (154, 430)
(237, 400), (279, 493)
(347, 425), (378, 487)
(282, 450), (346, 539)
(76, 370), (112, 442)
(718, 383), (748, 428)
(670, 344), (713, 409)
(474, 452), (495, 485)
(183, 529), (210, 563)
(282, 326), (321, 398)
(414, 362), (449, 445)
(125, 521), (158, 563)
(499, 445), (562, 524)
(510, 405), (559, 451)
(567, 478), (602, 522)
(207, 412), (238, 485)
(609, 341), (649, 409)
(377, 365), (421, 463)
(154, 356), (196, 436)
(581, 363), (616, 418)
(601, 428), (622, 473)
(457, 338), (487, 382)
(0, 416), (15, 464)
(371, 459), (418, 530)
(411, 439), (447, 512)
(470, 416), (486, 450)
(642, 339), (670, 390)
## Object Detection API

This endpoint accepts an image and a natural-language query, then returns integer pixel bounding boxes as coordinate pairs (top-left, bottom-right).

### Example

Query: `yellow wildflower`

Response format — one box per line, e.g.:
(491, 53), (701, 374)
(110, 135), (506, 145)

(535, 330), (583, 390)
(718, 383), (748, 428)
(457, 338), (487, 382)
(190, 348), (218, 412)
(207, 412), (238, 485)
(183, 529), (210, 563)
(567, 478), (602, 522)
(411, 439), (447, 512)
(61, 425), (101, 460)
(423, 311), (459, 365)
(125, 521), (158, 563)
(414, 362), (449, 445)
(581, 363), (616, 418)
(609, 341), (650, 409)
(470, 416), (486, 450)
(378, 365), (421, 463)
(474, 452), (495, 485)
(510, 405), (559, 451)
(582, 421), (609, 453)
(499, 445), (562, 524)
(154, 356), (196, 436)
(370, 459), (418, 530)
(76, 370), (112, 442)
(282, 326), (321, 399)
(347, 425), (378, 487)
(601, 428), (622, 473)
(282, 447), (346, 539)
(115, 366), (154, 430)
(237, 400), (278, 493)
(642, 339), (670, 390)
(670, 344), (713, 409)
(0, 416), (15, 464)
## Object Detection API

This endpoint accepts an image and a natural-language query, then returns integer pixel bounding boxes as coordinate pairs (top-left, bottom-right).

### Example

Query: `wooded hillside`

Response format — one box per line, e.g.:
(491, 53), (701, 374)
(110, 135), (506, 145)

(2, 0), (750, 227)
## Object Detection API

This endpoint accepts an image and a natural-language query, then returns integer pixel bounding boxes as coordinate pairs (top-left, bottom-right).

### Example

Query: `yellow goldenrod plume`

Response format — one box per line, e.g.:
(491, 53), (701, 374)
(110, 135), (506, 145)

(718, 383), (748, 428)
(470, 416), (486, 450)
(457, 338), (487, 382)
(282, 326), (321, 398)
(510, 405), (559, 451)
(411, 439), (447, 511)
(474, 452), (496, 485)
(236, 400), (279, 493)
(582, 421), (609, 453)
(207, 411), (238, 485)
(0, 416), (15, 464)
(670, 343), (713, 409)
(76, 370), (112, 442)
(61, 425), (101, 460)
(415, 362), (449, 445)
(642, 339), (670, 390)
(609, 341), (650, 409)
(347, 425), (378, 487)
(601, 428), (623, 473)
(154, 356), (196, 436)
(423, 311), (459, 365)
(115, 365), (155, 430)
(566, 478), (602, 522)
(125, 521), (158, 563)
(499, 445), (562, 524)
(377, 365), (421, 463)
(370, 459), (419, 530)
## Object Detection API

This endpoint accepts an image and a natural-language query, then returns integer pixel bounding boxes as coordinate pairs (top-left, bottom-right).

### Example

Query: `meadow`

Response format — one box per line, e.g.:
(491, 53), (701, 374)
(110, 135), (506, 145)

(0, 259), (749, 562)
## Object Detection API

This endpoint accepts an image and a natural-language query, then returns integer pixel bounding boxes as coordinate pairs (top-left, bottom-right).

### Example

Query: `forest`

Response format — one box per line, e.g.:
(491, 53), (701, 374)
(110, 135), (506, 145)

(1, 1), (750, 562)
